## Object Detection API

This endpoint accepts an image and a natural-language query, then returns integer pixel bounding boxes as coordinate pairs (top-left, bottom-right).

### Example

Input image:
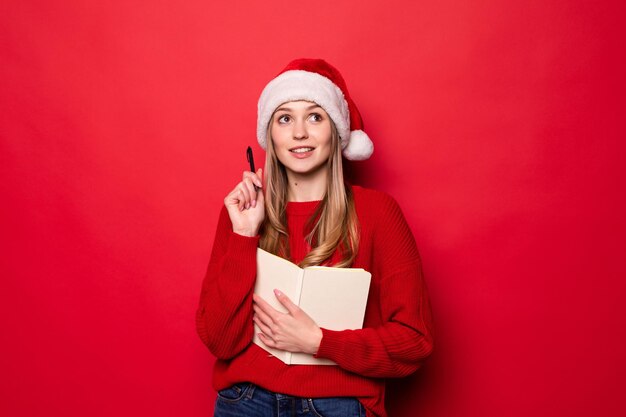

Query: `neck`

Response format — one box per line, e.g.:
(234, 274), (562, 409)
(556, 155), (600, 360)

(286, 167), (328, 202)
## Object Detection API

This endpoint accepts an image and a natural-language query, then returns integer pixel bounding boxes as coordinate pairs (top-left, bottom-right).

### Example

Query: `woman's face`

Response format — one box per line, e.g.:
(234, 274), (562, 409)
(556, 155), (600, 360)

(270, 100), (333, 177)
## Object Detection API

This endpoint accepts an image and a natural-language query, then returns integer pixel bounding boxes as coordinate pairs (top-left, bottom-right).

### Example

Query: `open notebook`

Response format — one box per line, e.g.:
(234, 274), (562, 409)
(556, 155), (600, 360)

(253, 248), (372, 365)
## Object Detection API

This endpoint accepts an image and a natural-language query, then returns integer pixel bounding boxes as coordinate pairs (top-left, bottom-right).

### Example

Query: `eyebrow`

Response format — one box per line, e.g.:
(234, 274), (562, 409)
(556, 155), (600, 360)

(274, 104), (321, 113)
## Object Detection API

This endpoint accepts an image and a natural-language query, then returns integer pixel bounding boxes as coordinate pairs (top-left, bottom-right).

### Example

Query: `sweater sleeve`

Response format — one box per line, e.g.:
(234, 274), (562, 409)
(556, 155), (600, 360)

(314, 193), (434, 378)
(195, 205), (260, 360)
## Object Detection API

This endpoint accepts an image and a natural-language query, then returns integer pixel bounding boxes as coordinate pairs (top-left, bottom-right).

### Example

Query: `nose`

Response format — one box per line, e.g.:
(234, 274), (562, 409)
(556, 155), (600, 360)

(293, 118), (308, 140)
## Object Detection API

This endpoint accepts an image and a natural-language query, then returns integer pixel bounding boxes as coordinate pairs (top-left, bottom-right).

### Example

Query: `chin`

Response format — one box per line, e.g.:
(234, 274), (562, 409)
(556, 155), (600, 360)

(291, 162), (327, 176)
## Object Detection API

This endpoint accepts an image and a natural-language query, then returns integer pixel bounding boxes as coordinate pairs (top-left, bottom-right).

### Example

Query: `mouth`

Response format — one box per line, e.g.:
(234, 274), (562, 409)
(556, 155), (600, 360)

(289, 146), (315, 154)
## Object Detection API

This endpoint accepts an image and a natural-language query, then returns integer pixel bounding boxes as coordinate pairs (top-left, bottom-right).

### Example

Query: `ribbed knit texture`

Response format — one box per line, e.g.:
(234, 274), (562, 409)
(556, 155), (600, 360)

(196, 185), (434, 417)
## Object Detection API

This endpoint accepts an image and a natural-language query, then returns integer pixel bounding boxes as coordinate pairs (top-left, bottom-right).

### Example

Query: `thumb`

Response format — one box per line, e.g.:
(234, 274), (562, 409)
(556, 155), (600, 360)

(256, 185), (265, 205)
(256, 168), (265, 202)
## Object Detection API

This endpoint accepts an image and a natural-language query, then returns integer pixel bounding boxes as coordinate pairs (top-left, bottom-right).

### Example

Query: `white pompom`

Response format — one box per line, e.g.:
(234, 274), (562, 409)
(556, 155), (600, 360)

(342, 130), (373, 161)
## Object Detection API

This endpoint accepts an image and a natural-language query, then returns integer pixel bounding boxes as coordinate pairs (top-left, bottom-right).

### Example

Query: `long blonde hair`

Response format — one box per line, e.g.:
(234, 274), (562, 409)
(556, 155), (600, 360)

(259, 117), (359, 268)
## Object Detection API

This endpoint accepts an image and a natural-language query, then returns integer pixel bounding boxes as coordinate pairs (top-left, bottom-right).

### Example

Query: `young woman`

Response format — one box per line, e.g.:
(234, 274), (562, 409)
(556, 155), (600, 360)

(196, 58), (433, 417)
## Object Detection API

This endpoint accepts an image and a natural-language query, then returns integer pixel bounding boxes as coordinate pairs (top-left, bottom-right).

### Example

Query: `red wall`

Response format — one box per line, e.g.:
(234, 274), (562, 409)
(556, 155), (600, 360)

(2, 1), (624, 416)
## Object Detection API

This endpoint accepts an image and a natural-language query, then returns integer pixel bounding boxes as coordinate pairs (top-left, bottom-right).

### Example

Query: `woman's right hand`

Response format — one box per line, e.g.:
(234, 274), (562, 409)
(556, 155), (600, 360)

(224, 169), (265, 237)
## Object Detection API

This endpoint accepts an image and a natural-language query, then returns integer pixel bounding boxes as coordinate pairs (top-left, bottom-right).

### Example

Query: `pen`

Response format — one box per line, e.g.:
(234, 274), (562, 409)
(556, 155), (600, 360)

(246, 146), (260, 191)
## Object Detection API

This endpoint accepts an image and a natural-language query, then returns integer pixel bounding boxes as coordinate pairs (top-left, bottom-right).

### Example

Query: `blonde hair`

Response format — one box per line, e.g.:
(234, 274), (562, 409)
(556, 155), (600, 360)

(259, 116), (359, 268)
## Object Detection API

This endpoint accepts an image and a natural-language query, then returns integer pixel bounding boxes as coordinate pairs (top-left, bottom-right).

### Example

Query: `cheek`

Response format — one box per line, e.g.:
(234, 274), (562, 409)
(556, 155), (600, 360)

(320, 130), (333, 152)
(270, 127), (289, 149)
(314, 123), (332, 144)
(321, 143), (333, 160)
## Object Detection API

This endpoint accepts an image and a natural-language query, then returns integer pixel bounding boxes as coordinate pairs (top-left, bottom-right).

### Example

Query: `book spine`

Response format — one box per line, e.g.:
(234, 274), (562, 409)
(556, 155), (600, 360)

(294, 269), (305, 306)
(286, 269), (306, 365)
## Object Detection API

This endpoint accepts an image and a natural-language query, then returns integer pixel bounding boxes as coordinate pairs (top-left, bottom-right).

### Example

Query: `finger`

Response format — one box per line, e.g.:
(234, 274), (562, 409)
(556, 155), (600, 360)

(253, 314), (274, 338)
(273, 289), (299, 315)
(252, 303), (275, 329)
(237, 183), (251, 210)
(224, 187), (244, 209)
(235, 189), (246, 211)
(243, 170), (263, 189)
(244, 171), (263, 189)
(224, 190), (236, 207)
(253, 294), (280, 320)
(255, 184), (265, 205)
(257, 332), (276, 348)
(242, 178), (258, 208)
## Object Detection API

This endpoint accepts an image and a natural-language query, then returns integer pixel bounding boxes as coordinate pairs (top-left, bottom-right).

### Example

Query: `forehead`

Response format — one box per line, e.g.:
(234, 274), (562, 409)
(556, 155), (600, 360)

(274, 100), (324, 112)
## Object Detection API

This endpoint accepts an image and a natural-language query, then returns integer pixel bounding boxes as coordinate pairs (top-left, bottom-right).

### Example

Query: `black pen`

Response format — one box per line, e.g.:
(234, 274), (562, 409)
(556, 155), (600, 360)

(246, 146), (260, 191)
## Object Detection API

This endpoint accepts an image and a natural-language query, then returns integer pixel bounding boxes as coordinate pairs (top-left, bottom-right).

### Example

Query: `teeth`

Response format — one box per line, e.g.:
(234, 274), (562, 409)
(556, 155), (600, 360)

(291, 147), (314, 153)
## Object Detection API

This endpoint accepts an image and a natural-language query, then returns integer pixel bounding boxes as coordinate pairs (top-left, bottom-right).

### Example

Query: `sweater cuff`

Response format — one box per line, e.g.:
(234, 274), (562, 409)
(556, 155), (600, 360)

(314, 328), (346, 360)
(226, 231), (260, 255)
(219, 232), (260, 293)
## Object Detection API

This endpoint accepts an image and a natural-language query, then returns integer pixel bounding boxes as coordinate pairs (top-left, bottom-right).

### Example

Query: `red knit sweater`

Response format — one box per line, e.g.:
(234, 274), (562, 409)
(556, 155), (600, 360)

(196, 185), (433, 417)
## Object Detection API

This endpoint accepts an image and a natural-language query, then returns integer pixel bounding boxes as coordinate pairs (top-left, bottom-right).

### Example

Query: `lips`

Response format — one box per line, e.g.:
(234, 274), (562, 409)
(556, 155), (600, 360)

(289, 146), (315, 153)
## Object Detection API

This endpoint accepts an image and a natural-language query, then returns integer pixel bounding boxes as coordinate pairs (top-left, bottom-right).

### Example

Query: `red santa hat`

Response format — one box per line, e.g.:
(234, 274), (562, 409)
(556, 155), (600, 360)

(257, 58), (374, 161)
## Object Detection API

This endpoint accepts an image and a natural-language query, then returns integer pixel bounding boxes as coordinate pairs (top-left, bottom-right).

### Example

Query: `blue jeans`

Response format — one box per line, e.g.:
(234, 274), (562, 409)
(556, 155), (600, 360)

(214, 383), (365, 417)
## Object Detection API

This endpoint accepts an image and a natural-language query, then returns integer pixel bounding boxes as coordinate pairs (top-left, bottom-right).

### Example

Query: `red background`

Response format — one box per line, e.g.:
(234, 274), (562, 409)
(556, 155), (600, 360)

(2, 1), (624, 416)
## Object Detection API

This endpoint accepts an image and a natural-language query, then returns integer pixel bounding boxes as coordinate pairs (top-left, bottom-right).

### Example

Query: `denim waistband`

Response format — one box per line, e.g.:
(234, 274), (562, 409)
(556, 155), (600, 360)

(215, 382), (365, 417)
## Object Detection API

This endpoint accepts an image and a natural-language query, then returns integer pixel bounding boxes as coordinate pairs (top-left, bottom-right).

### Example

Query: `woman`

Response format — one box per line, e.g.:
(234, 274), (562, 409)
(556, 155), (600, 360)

(196, 58), (433, 417)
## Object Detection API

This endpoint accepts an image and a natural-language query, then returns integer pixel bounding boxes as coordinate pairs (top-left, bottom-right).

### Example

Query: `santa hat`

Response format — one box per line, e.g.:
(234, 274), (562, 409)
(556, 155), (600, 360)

(257, 58), (374, 161)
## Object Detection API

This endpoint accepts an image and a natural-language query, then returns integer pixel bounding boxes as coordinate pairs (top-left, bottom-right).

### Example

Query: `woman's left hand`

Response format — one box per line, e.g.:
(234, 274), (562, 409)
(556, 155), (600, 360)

(253, 290), (323, 355)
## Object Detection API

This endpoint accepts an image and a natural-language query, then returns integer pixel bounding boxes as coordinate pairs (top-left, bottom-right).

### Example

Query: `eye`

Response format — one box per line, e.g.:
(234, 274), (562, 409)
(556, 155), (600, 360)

(277, 114), (291, 124)
(309, 113), (323, 122)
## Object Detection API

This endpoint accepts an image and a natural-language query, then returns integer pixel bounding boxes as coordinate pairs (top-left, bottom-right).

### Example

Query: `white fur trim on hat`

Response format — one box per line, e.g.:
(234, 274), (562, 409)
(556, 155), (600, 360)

(257, 70), (351, 150)
(343, 129), (374, 161)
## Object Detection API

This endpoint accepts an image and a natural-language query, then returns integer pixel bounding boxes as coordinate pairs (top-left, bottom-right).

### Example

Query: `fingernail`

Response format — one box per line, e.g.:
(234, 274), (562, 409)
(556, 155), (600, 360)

(252, 200), (256, 208)
(245, 203), (250, 209)
(274, 289), (282, 296)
